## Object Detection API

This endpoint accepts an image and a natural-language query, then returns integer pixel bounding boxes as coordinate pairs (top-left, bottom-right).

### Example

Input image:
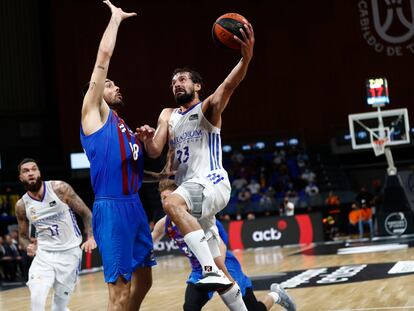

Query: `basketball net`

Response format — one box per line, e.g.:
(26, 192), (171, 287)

(372, 138), (388, 156)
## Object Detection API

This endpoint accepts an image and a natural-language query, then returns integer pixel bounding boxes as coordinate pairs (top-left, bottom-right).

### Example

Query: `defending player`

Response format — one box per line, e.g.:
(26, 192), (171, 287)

(152, 179), (296, 311)
(15, 158), (96, 311)
(136, 18), (255, 292)
(80, 1), (155, 310)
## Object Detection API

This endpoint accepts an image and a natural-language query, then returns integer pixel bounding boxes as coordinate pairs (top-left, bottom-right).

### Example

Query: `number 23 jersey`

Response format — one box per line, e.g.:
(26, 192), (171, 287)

(169, 102), (228, 185)
(22, 181), (82, 252)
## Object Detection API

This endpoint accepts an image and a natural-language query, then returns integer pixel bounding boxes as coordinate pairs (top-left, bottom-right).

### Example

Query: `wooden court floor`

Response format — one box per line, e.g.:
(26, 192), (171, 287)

(2, 240), (414, 311)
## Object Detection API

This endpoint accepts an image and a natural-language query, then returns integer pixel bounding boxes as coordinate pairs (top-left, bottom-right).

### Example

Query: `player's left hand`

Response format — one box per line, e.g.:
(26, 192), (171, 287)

(27, 242), (37, 257)
(103, 0), (137, 22)
(135, 125), (155, 142)
(81, 236), (97, 253)
(234, 22), (254, 62)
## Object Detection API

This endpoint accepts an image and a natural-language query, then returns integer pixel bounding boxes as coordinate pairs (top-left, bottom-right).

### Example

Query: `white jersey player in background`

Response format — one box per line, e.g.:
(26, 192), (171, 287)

(15, 158), (96, 311)
(136, 20), (254, 310)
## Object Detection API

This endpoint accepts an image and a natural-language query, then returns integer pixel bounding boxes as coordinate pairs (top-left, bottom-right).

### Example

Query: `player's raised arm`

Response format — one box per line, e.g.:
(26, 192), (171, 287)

(52, 181), (97, 253)
(15, 199), (32, 252)
(204, 22), (255, 127)
(81, 0), (137, 136)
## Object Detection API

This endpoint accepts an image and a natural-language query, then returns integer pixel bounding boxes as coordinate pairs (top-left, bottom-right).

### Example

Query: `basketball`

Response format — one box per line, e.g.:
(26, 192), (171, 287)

(212, 13), (248, 50)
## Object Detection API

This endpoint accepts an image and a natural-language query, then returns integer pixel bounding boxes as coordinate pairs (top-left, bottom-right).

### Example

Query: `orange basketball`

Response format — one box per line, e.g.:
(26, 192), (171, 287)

(212, 13), (248, 50)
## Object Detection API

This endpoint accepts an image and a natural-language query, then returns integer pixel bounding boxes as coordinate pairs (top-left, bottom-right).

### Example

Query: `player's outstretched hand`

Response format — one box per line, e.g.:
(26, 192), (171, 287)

(233, 22), (254, 62)
(103, 0), (137, 22)
(135, 125), (155, 143)
(27, 241), (37, 257)
(81, 236), (97, 253)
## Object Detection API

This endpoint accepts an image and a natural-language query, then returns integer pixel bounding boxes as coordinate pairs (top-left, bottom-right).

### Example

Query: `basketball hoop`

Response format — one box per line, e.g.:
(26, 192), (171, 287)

(372, 138), (388, 156)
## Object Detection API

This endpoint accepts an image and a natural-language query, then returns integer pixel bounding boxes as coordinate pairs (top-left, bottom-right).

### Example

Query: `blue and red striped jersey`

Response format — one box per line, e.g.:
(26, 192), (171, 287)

(80, 110), (143, 197)
(164, 216), (201, 270)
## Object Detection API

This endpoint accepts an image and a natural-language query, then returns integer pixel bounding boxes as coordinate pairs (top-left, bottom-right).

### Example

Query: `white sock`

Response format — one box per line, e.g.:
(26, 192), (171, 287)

(207, 235), (221, 258)
(184, 229), (219, 274)
(29, 283), (51, 311)
(268, 292), (280, 304)
(51, 293), (71, 311)
(219, 283), (248, 311)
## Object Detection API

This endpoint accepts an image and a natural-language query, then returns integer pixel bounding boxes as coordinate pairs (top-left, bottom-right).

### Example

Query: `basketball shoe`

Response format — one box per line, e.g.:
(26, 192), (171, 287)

(195, 269), (233, 292)
(270, 283), (296, 311)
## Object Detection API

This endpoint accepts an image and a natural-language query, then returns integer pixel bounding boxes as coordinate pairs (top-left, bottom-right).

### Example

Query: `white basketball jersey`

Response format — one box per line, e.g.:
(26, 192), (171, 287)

(169, 102), (229, 185)
(22, 181), (82, 251)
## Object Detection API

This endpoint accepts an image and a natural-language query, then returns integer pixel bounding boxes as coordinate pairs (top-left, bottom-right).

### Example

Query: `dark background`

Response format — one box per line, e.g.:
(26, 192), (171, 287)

(0, 0), (413, 182)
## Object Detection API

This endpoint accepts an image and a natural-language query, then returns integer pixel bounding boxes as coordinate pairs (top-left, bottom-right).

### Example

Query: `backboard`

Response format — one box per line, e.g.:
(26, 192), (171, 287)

(348, 108), (410, 150)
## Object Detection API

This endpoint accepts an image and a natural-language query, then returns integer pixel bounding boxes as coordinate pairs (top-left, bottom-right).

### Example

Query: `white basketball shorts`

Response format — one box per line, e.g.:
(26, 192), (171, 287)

(173, 175), (231, 223)
(27, 246), (82, 297)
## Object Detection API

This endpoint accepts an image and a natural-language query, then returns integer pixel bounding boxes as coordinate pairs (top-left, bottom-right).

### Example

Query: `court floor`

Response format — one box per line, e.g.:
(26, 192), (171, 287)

(2, 236), (414, 310)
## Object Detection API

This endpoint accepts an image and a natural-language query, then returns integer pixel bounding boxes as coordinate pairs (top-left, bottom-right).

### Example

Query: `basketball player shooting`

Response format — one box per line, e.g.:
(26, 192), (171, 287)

(15, 158), (96, 311)
(136, 19), (254, 293)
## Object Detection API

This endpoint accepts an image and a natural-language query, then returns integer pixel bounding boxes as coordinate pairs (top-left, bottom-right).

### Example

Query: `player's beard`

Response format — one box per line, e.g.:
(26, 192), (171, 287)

(23, 176), (42, 192)
(108, 98), (124, 112)
(175, 89), (195, 106)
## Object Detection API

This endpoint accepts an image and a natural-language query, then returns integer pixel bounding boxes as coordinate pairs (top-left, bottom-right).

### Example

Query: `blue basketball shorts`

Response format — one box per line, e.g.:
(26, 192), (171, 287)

(92, 195), (156, 283)
(225, 256), (252, 297)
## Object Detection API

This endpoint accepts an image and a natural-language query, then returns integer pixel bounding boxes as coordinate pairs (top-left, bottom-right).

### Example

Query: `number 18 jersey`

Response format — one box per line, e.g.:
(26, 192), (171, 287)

(169, 102), (228, 185)
(22, 181), (82, 252)
(80, 110), (143, 198)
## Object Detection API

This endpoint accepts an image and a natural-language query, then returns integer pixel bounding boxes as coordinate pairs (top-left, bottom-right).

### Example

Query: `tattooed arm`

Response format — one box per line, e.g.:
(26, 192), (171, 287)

(52, 181), (97, 253)
(15, 199), (36, 256)
(144, 147), (176, 180)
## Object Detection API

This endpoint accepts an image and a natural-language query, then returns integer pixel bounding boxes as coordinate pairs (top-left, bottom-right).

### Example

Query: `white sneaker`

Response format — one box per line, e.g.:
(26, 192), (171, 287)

(195, 270), (233, 292)
(270, 283), (296, 311)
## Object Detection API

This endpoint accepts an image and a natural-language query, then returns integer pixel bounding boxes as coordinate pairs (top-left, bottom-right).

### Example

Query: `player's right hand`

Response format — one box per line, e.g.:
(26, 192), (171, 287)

(27, 242), (37, 257)
(233, 22), (254, 62)
(135, 125), (155, 142)
(81, 236), (97, 254)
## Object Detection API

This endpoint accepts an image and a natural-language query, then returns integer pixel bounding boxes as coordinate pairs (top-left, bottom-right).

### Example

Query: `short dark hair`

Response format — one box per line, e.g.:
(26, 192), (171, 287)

(172, 67), (204, 96)
(158, 179), (178, 193)
(18, 158), (40, 173)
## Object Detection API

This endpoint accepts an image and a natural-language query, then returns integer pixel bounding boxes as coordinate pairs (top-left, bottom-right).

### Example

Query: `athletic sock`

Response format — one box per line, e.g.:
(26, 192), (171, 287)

(219, 283), (248, 311)
(184, 229), (219, 274)
(267, 291), (280, 304)
(29, 283), (51, 310)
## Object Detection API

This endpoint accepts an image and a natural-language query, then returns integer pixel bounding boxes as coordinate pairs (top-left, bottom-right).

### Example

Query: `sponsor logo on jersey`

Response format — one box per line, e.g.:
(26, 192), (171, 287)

(118, 123), (126, 133)
(189, 114), (198, 121)
(49, 200), (57, 207)
(29, 207), (37, 221)
(32, 210), (66, 226)
(170, 129), (203, 146)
